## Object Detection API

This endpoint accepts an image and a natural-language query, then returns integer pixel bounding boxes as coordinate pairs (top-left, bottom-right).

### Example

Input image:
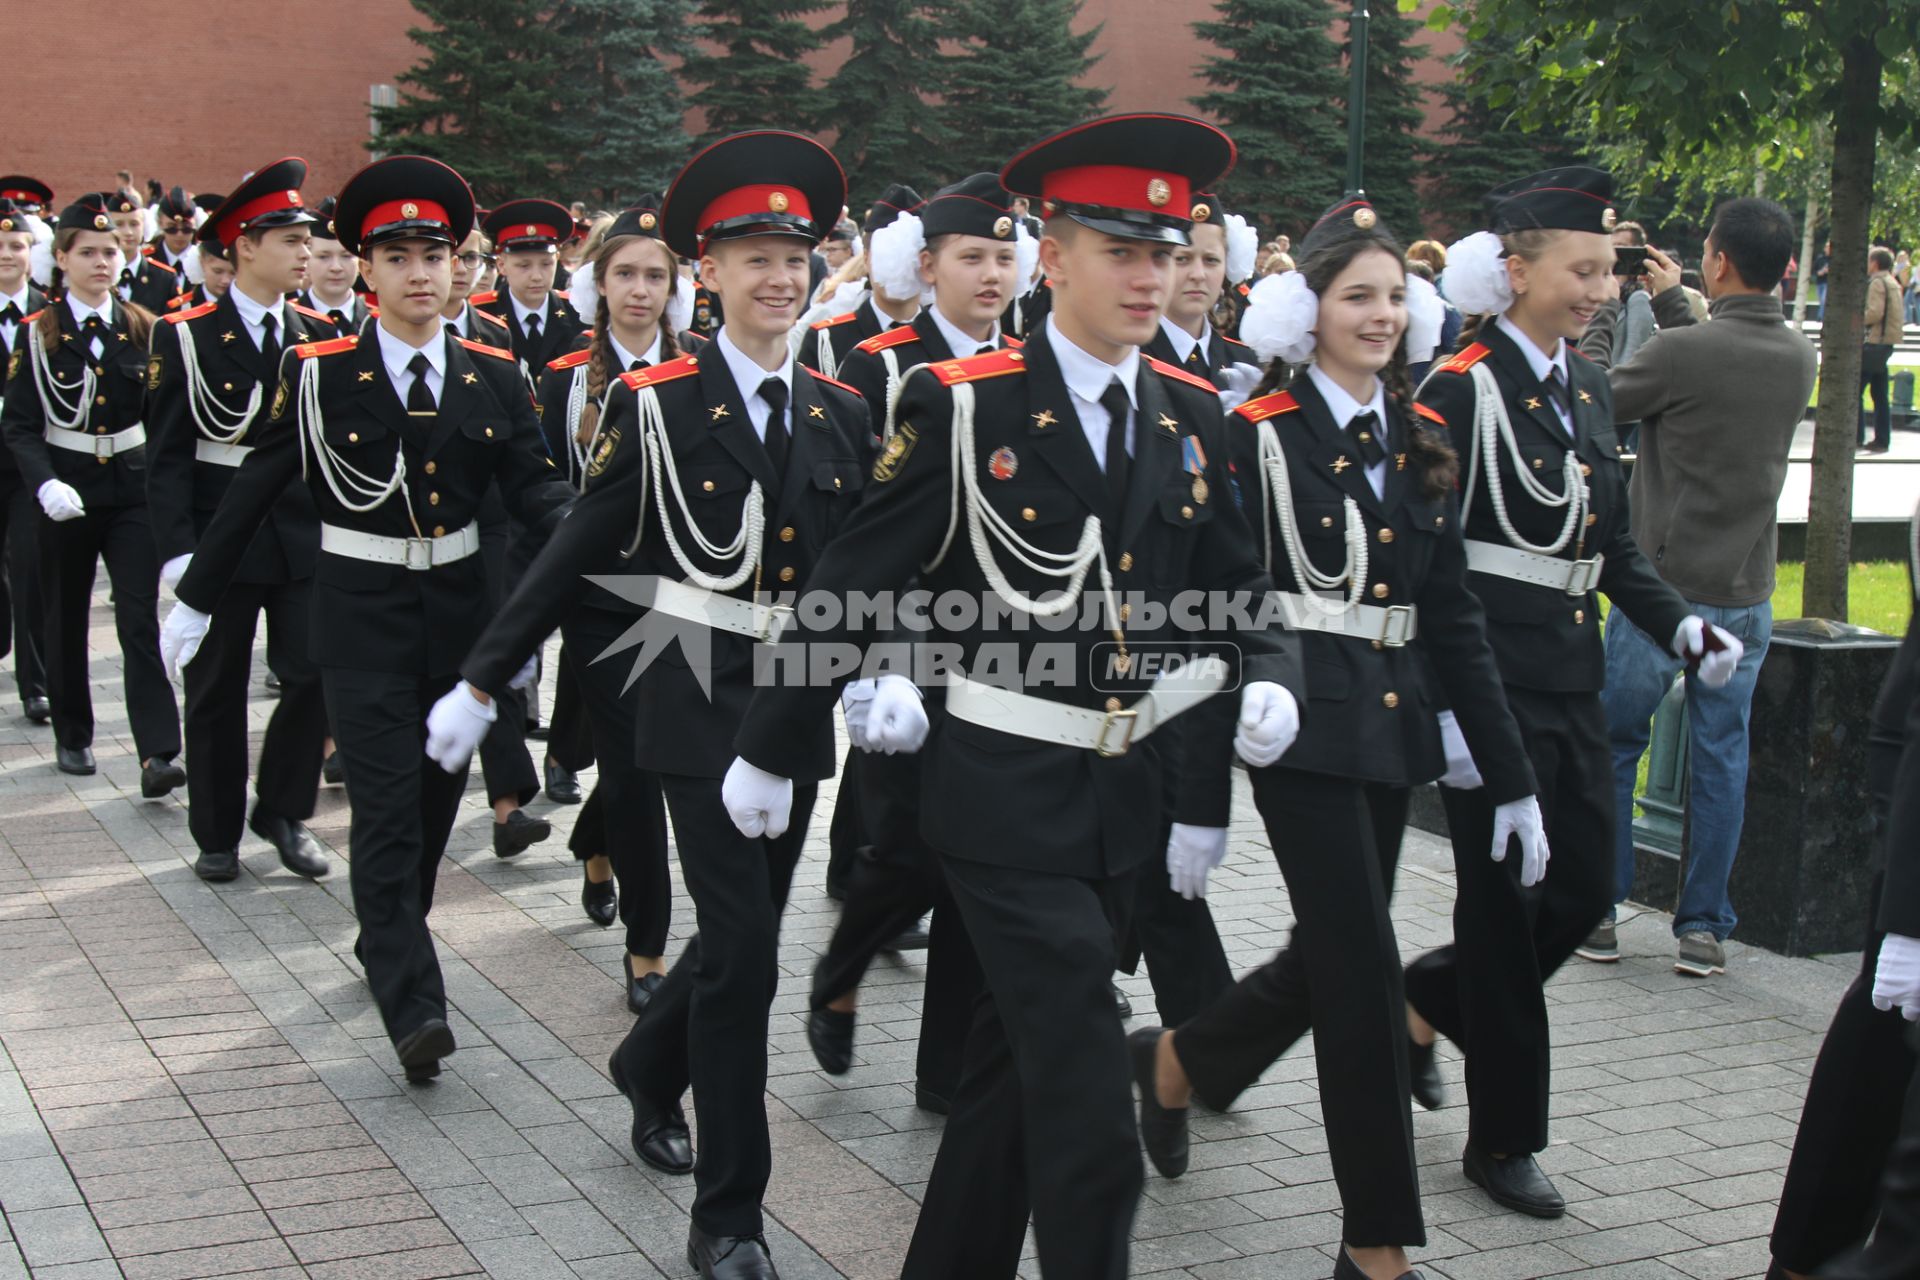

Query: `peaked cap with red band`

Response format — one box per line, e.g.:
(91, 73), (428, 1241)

(660, 131), (846, 259)
(0, 176), (52, 212)
(331, 155), (475, 255)
(1000, 113), (1235, 246)
(483, 199), (571, 253)
(197, 157), (317, 246)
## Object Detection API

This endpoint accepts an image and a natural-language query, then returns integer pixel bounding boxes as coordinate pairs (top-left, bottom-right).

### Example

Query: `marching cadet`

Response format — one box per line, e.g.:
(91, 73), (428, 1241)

(798, 184), (921, 378)
(1129, 195), (1548, 1280)
(1400, 167), (1744, 1219)
(721, 115), (1306, 1280)
(1, 194), (184, 787)
(158, 156), (573, 1082)
(427, 132), (869, 1280)
(476, 200), (584, 370)
(107, 191), (182, 313)
(0, 198), (49, 724)
(145, 157), (331, 883)
(532, 197), (695, 1008)
(299, 198), (374, 334)
(148, 188), (197, 275)
(1143, 195), (1261, 389)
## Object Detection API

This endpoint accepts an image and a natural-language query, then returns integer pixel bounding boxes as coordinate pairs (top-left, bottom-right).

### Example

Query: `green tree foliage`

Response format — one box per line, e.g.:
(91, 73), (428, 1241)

(680, 0), (829, 142)
(939, 0), (1110, 179)
(553, 0), (695, 204)
(1344, 0), (1429, 236)
(820, 0), (948, 199)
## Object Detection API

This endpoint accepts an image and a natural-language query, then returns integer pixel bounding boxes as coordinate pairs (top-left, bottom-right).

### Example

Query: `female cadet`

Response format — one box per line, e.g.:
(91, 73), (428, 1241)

(533, 198), (698, 1012)
(1400, 167), (1744, 1219)
(1143, 195), (1261, 390)
(1129, 196), (1546, 1280)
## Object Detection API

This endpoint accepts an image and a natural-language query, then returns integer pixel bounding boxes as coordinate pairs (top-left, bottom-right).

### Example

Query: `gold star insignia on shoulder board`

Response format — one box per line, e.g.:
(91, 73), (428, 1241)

(1395, 453), (1406, 471)
(710, 404), (730, 422)
(808, 404), (825, 419)
(1032, 410), (1056, 429)
(462, 371), (478, 385)
(1331, 456), (1352, 473)
(1577, 389), (1593, 403)
(221, 331), (237, 343)
(1524, 396), (1542, 411)
(1157, 413), (1179, 434)
(358, 371), (375, 382)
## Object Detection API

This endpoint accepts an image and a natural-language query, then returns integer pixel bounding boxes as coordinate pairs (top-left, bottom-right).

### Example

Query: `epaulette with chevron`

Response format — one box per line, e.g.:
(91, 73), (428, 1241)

(617, 353), (700, 391)
(288, 301), (331, 324)
(467, 289), (498, 306)
(457, 338), (514, 361)
(294, 335), (358, 359)
(164, 293), (195, 312)
(806, 368), (864, 398)
(1004, 336), (1024, 350)
(1146, 355), (1217, 394)
(924, 347), (1026, 386)
(1414, 402), (1449, 428)
(810, 310), (860, 331)
(855, 325), (921, 355)
(164, 301), (218, 325)
(547, 348), (592, 372)
(1233, 391), (1299, 423)
(1435, 342), (1491, 375)
(147, 257), (176, 275)
(474, 308), (508, 329)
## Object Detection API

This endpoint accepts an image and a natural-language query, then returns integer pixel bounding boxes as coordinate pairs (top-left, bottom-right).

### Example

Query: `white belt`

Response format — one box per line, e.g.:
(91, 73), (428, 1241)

(1271, 593), (1418, 647)
(1466, 541), (1604, 596)
(639, 577), (792, 644)
(321, 522), (479, 571)
(194, 439), (253, 467)
(45, 422), (145, 458)
(945, 664), (1228, 758)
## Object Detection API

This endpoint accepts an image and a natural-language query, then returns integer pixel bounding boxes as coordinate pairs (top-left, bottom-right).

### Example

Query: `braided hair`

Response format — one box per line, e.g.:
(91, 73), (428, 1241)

(576, 233), (682, 448)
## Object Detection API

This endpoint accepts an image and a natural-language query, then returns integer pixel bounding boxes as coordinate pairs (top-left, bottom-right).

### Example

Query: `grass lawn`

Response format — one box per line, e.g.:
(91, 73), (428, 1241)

(1771, 560), (1911, 636)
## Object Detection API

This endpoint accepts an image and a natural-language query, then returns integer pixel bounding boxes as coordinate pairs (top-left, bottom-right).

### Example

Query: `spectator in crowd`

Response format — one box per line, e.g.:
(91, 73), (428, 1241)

(1257, 249), (1294, 278)
(1578, 196), (1818, 978)
(1863, 245), (1902, 453)
(1815, 238), (1831, 318)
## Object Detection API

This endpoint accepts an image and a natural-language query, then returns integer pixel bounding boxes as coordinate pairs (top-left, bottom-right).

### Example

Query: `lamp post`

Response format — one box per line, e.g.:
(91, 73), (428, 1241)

(1346, 0), (1369, 196)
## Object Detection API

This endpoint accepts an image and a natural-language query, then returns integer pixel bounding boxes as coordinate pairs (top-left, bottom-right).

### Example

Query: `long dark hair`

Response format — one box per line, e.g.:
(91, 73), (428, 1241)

(576, 233), (681, 448)
(40, 227), (153, 350)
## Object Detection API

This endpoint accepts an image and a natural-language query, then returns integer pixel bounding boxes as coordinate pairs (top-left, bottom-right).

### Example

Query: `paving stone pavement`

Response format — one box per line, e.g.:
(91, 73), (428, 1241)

(0, 588), (1866, 1279)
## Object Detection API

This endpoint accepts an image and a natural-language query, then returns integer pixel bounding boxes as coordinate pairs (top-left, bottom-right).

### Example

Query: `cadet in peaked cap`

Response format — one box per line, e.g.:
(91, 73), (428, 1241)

(799, 180), (921, 377)
(1145, 192), (1260, 385)
(0, 176), (52, 216)
(476, 198), (582, 368)
(299, 197), (373, 335)
(0, 195), (48, 725)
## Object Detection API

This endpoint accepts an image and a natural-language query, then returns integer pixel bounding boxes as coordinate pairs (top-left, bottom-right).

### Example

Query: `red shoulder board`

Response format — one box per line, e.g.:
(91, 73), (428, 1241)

(20, 309), (43, 324)
(1414, 402), (1450, 428)
(546, 348), (592, 372)
(925, 347), (1026, 386)
(468, 290), (497, 306)
(855, 325), (920, 355)
(1435, 342), (1491, 375)
(366, 302), (381, 317)
(1222, 334), (1251, 351)
(288, 301), (331, 323)
(147, 257), (176, 275)
(294, 335), (358, 359)
(474, 308), (508, 329)
(457, 337), (514, 362)
(806, 368), (864, 398)
(1003, 335), (1024, 350)
(810, 310), (859, 331)
(1237, 282), (1251, 298)
(140, 244), (156, 257)
(164, 301), (218, 325)
(165, 293), (194, 311)
(1233, 391), (1300, 424)
(617, 353), (701, 391)
(1145, 355), (1217, 394)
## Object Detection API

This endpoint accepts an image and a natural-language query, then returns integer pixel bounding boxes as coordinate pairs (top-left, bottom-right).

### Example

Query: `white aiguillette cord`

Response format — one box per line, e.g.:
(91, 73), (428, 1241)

(1464, 361), (1587, 556)
(1255, 417), (1368, 616)
(172, 320), (262, 444)
(617, 381), (764, 592)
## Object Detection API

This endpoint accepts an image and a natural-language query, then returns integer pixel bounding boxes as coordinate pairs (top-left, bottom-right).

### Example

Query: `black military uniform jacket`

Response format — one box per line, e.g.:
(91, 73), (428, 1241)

(733, 333), (1306, 878)
(174, 329), (572, 676)
(1225, 377), (1534, 803)
(462, 344), (871, 783)
(1871, 503), (1920, 935)
(146, 292), (328, 587)
(533, 330), (712, 482)
(298, 291), (376, 337)
(0, 286), (48, 485)
(1144, 322), (1259, 392)
(1418, 324), (1689, 693)
(836, 309), (1019, 461)
(474, 289), (584, 371)
(122, 251), (182, 314)
(799, 298), (893, 376)
(1, 298), (152, 509)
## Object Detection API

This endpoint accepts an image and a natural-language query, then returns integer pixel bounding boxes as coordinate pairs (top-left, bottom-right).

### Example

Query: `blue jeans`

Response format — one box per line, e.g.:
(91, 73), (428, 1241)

(1600, 601), (1772, 939)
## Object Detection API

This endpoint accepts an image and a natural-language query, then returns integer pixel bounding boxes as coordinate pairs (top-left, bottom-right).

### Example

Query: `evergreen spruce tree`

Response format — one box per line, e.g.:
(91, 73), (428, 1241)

(1421, 43), (1584, 237)
(1191, 0), (1348, 240)
(552, 0), (694, 205)
(1342, 0), (1427, 236)
(680, 0), (829, 142)
(819, 0), (947, 200)
(938, 0), (1109, 179)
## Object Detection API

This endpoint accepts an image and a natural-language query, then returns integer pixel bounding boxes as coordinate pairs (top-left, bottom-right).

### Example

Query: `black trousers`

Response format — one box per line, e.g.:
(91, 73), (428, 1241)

(1861, 342), (1894, 449)
(1402, 687), (1615, 1155)
(545, 639), (595, 772)
(1174, 772), (1422, 1247)
(1772, 874), (1917, 1272)
(810, 747), (980, 1101)
(561, 606), (671, 957)
(324, 667), (467, 1045)
(39, 503), (179, 760)
(475, 520), (537, 806)
(0, 478), (45, 705)
(825, 745), (863, 897)
(901, 854), (1141, 1280)
(182, 578), (326, 853)
(611, 774), (818, 1239)
(1119, 825), (1234, 1027)
(1823, 1024), (1920, 1280)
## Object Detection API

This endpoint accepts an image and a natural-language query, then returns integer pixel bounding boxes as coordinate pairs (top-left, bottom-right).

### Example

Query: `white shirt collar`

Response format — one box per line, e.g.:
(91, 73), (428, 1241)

(443, 306), (469, 338)
(1046, 315), (1139, 409)
(929, 304), (998, 358)
(608, 330), (663, 372)
(309, 289), (356, 314)
(66, 293), (114, 330)
(867, 296), (914, 333)
(0, 284), (29, 315)
(1306, 363), (1387, 431)
(228, 282), (285, 335)
(1495, 314), (1568, 387)
(376, 319), (447, 386)
(1158, 316), (1210, 367)
(511, 291), (550, 328)
(714, 326), (793, 440)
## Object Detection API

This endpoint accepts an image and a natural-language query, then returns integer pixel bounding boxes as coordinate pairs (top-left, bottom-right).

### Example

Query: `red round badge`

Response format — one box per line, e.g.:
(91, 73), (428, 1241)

(989, 446), (1018, 481)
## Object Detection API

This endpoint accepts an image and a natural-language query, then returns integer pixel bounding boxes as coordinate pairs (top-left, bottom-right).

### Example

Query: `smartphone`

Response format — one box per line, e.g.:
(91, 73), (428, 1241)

(1612, 246), (1650, 277)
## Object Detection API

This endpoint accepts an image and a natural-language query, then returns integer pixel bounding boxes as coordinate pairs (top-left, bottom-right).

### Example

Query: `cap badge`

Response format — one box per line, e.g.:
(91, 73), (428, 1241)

(0, 219), (10, 232)
(286, 191), (300, 203)
(1146, 179), (1172, 208)
(1601, 207), (1618, 231)
(988, 446), (1018, 480)
(400, 202), (419, 219)
(1354, 207), (1377, 229)
(1191, 202), (1211, 222)
(525, 224), (538, 237)
(93, 215), (108, 230)
(769, 191), (790, 213)
(639, 212), (657, 230)
(993, 216), (1013, 239)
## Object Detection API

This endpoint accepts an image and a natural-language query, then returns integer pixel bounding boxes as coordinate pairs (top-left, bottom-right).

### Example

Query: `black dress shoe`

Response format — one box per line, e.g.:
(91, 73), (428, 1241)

(807, 1008), (856, 1075)
(626, 965), (664, 1017)
(1408, 1037), (1445, 1111)
(249, 812), (329, 879)
(1463, 1143), (1565, 1217)
(1128, 1026), (1189, 1178)
(525, 717), (546, 740)
(1113, 982), (1133, 1020)
(395, 1018), (456, 1084)
(582, 870), (617, 926)
(263, 671), (282, 696)
(914, 1085), (951, 1115)
(608, 1051), (694, 1174)
(141, 758), (186, 799)
(321, 750), (344, 786)
(194, 848), (240, 883)
(544, 760), (583, 804)
(1332, 1245), (1424, 1280)
(55, 745), (95, 776)
(493, 809), (552, 857)
(880, 924), (930, 952)
(687, 1226), (777, 1280)
(23, 696), (49, 724)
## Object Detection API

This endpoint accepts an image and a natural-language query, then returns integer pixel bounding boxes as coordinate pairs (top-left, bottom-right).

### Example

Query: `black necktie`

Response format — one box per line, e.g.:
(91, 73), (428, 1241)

(0, 303), (20, 325)
(629, 358), (649, 372)
(331, 309), (350, 332)
(406, 353), (436, 413)
(1346, 410), (1387, 468)
(259, 311), (280, 371)
(759, 376), (790, 478)
(82, 314), (107, 356)
(1543, 367), (1572, 422)
(1099, 379), (1131, 508)
(525, 311), (542, 345)
(444, 322), (460, 341)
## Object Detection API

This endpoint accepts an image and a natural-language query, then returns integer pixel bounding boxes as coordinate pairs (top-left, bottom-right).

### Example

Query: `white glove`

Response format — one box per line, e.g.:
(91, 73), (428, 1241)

(865, 674), (928, 754)
(840, 678), (877, 748)
(1233, 681), (1300, 768)
(1672, 615), (1745, 690)
(722, 756), (793, 840)
(1167, 824), (1229, 900)
(160, 553), (192, 592)
(36, 479), (84, 522)
(1492, 795), (1550, 887)
(1215, 363), (1266, 413)
(159, 601), (211, 679)
(1873, 934), (1920, 1021)
(1436, 710), (1484, 790)
(424, 680), (497, 773)
(508, 653), (539, 691)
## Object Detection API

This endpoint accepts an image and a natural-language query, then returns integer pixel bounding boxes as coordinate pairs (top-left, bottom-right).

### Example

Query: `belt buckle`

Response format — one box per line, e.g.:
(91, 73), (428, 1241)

(1094, 708), (1138, 758)
(1563, 556), (1601, 595)
(1378, 604), (1415, 648)
(403, 537), (434, 571)
(94, 433), (114, 459)
(756, 603), (794, 644)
